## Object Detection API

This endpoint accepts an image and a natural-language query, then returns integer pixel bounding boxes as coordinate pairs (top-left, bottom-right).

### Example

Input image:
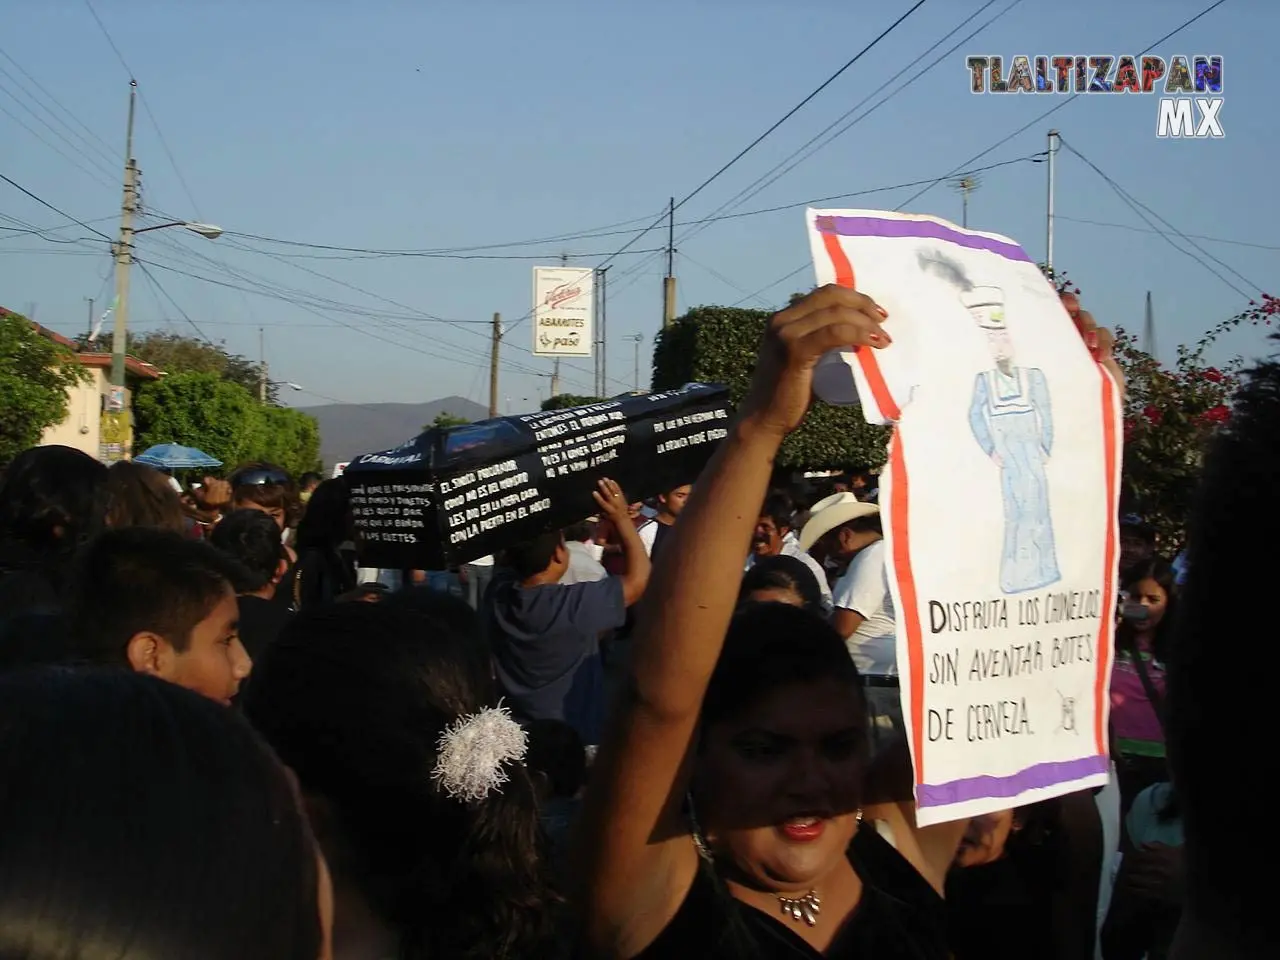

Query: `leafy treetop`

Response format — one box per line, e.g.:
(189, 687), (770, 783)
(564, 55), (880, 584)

(79, 331), (274, 404)
(652, 304), (889, 470)
(541, 394), (604, 412)
(0, 309), (91, 466)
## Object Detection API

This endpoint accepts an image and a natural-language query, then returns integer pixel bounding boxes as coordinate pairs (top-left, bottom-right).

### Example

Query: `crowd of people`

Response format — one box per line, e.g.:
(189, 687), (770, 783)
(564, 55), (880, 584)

(0, 285), (1270, 959)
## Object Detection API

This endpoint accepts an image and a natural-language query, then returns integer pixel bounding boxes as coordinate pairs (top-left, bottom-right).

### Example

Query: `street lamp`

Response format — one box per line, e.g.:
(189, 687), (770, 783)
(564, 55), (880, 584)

(111, 217), (223, 389)
(133, 220), (224, 240)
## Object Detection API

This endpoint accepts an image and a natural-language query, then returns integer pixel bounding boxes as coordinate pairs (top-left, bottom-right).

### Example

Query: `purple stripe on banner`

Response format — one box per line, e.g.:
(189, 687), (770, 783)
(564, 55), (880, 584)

(815, 215), (1032, 263)
(917, 755), (1109, 808)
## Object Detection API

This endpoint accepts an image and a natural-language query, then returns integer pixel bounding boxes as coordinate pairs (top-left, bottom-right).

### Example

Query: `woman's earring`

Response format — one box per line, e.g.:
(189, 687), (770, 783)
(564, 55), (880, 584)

(687, 792), (714, 863)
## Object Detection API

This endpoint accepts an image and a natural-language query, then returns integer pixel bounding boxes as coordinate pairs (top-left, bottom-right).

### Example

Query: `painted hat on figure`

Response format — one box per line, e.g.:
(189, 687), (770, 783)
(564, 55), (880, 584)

(960, 285), (1007, 329)
(798, 492), (880, 553)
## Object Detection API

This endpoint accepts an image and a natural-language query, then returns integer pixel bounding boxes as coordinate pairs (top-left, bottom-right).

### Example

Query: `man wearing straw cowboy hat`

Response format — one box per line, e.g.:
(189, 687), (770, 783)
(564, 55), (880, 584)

(800, 492), (900, 749)
(799, 492), (894, 675)
(964, 285), (1061, 595)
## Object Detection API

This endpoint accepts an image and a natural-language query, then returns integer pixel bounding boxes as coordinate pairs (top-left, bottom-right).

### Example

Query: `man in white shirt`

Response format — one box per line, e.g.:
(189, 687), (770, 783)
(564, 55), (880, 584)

(560, 520), (607, 585)
(797, 493), (894, 673)
(745, 492), (832, 613)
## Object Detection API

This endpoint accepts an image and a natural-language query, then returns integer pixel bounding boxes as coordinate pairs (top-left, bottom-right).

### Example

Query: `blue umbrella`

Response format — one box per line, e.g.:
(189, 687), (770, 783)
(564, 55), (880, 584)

(134, 443), (223, 471)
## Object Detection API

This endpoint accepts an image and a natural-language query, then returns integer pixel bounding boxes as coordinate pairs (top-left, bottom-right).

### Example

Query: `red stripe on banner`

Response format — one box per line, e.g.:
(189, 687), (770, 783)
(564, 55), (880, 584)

(820, 227), (918, 779)
(819, 231), (901, 422)
(1094, 370), (1121, 757)
(887, 432), (926, 783)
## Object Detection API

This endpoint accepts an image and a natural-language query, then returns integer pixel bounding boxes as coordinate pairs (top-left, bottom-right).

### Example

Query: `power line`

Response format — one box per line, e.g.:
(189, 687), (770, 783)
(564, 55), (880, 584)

(674, 0), (931, 215)
(222, 208), (668, 257)
(890, 0), (1228, 212)
(0, 172), (113, 240)
(612, 153), (1043, 308)
(82, 0), (135, 78)
(0, 213), (116, 237)
(1057, 136), (1263, 300)
(728, 0), (1232, 305)
(0, 76), (119, 186)
(0, 96), (117, 191)
(678, 251), (774, 308)
(583, 0), (932, 281)
(1054, 215), (1280, 252)
(219, 236), (666, 261)
(672, 0), (1019, 253)
(135, 260), (214, 342)
(0, 45), (121, 163)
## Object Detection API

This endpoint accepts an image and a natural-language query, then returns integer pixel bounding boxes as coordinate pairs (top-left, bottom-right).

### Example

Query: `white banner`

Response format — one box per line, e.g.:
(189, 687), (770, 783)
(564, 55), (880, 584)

(806, 209), (1121, 826)
(533, 267), (594, 358)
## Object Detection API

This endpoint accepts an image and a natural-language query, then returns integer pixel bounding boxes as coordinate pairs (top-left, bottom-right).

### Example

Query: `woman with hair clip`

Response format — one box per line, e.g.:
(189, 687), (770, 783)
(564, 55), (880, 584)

(574, 285), (1122, 959)
(243, 594), (559, 960)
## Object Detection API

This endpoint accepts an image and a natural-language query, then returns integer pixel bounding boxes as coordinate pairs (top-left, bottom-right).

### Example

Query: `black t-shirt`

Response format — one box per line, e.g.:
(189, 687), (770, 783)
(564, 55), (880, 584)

(635, 827), (948, 959)
(236, 594), (293, 663)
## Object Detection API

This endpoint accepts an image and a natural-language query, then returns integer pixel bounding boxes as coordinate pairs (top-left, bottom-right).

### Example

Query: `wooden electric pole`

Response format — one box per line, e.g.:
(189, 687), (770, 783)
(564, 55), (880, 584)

(662, 197), (676, 328)
(488, 312), (501, 418)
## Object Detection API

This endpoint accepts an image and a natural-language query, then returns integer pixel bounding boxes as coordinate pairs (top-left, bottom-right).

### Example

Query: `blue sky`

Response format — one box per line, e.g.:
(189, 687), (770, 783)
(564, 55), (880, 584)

(1, 0), (1273, 413)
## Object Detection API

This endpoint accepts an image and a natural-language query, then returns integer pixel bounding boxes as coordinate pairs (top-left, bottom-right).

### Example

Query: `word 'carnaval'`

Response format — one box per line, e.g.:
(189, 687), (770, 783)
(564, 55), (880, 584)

(929, 591), (1101, 633)
(968, 55), (1221, 95)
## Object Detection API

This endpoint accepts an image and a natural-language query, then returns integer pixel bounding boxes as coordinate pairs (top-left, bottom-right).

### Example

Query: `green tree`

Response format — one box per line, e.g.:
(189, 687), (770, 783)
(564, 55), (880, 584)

(0, 309), (91, 465)
(133, 372), (268, 468)
(259, 405), (322, 477)
(427, 411), (471, 430)
(80, 331), (272, 403)
(1041, 266), (1277, 548)
(652, 304), (889, 469)
(541, 394), (604, 411)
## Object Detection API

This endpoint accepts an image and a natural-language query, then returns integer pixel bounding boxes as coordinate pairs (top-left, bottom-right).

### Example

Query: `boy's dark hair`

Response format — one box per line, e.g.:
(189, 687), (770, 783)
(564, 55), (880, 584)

(504, 532), (563, 580)
(298, 471), (323, 490)
(525, 718), (587, 799)
(210, 509), (285, 594)
(64, 528), (241, 664)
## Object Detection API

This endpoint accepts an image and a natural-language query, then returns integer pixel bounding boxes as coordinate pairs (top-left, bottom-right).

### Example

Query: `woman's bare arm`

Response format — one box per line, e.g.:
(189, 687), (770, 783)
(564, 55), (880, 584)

(573, 287), (890, 955)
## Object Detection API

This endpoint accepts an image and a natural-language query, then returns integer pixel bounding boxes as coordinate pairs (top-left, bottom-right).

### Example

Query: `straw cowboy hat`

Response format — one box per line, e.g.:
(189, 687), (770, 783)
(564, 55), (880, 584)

(798, 492), (880, 553)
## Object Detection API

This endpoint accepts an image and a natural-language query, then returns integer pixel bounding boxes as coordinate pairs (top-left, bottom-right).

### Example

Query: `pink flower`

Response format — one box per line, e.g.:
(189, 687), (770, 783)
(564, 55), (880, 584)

(1202, 404), (1230, 424)
(1202, 367), (1224, 384)
(1142, 404), (1163, 425)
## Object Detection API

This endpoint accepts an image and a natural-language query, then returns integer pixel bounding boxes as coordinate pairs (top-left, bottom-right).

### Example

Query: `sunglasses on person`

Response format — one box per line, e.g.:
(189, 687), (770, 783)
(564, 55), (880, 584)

(231, 468), (291, 488)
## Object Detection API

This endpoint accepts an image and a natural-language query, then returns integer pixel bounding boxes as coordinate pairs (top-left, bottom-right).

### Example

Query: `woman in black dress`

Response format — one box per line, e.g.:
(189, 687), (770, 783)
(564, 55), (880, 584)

(573, 288), (972, 959)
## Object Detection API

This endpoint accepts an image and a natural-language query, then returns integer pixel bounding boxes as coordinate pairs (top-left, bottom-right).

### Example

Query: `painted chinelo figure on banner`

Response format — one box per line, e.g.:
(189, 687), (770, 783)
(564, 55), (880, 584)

(964, 286), (1061, 594)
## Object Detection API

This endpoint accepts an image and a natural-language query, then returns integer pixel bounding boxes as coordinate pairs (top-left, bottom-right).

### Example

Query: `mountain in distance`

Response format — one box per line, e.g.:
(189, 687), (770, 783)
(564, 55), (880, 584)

(296, 395), (490, 469)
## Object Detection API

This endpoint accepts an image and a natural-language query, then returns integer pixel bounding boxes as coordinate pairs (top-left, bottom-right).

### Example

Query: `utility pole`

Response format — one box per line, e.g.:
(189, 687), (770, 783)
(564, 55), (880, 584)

(630, 333), (644, 392)
(551, 359), (561, 398)
(1045, 129), (1059, 273)
(85, 298), (94, 338)
(599, 265), (609, 396)
(662, 196), (676, 328)
(1143, 291), (1156, 359)
(593, 269), (602, 395)
(488, 312), (501, 418)
(259, 327), (268, 402)
(952, 175), (980, 229)
(110, 80), (138, 391)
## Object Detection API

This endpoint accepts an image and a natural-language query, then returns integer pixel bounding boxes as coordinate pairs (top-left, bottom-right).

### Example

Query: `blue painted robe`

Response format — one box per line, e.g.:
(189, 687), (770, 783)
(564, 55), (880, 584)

(968, 367), (1061, 593)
